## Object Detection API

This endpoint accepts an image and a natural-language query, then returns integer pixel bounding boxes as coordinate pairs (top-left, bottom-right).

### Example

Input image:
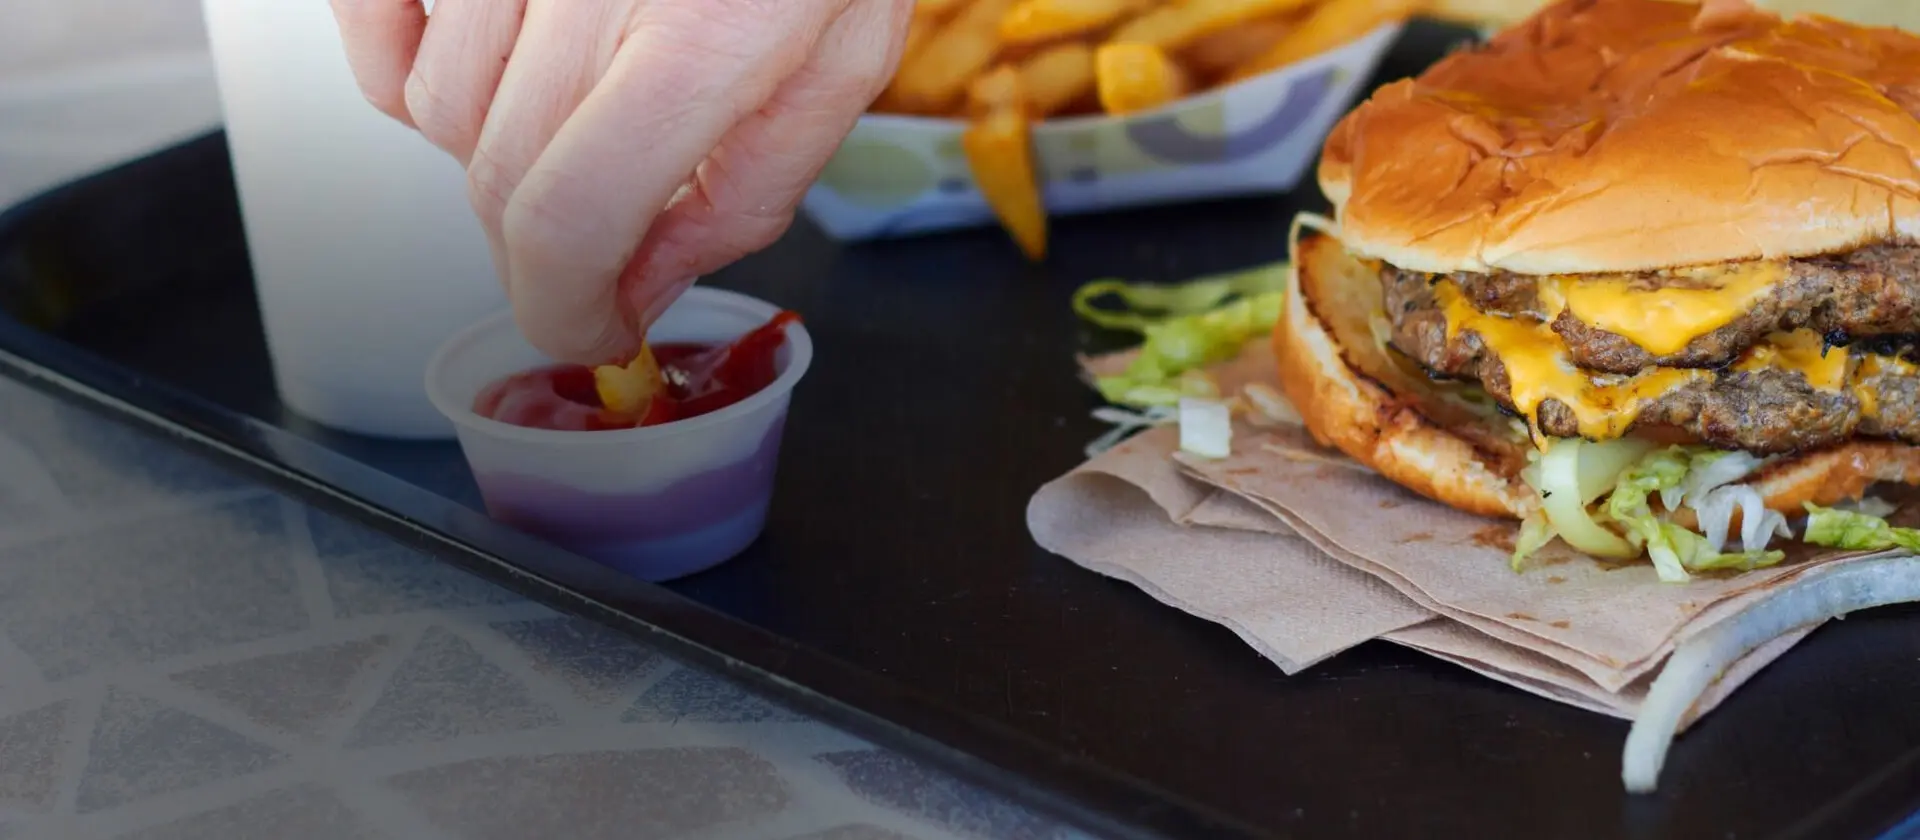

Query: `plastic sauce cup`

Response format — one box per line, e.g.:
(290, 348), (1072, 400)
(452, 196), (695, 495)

(424, 287), (813, 581)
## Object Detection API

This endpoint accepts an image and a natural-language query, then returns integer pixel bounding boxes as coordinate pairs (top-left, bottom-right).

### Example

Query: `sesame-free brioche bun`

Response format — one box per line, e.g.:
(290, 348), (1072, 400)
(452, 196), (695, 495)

(1275, 218), (1920, 522)
(1318, 0), (1920, 275)
(1424, 0), (1920, 31)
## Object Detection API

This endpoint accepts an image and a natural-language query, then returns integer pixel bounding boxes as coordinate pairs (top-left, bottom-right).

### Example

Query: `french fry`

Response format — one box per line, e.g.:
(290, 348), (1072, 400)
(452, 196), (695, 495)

(891, 0), (1017, 114)
(1094, 42), (1191, 115)
(1228, 0), (1422, 80)
(1107, 0), (1317, 51)
(962, 67), (1048, 259)
(1018, 41), (1097, 116)
(861, 0), (1400, 258)
(594, 344), (664, 416)
(998, 0), (1152, 46)
(1180, 15), (1295, 80)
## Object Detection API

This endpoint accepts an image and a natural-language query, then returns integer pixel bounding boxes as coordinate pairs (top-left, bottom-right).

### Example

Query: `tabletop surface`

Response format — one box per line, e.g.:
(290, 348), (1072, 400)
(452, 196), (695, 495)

(0, 373), (1081, 840)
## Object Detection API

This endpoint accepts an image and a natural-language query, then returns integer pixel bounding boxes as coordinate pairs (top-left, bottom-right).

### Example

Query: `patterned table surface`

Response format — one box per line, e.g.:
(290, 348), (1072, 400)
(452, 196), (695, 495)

(0, 374), (1088, 840)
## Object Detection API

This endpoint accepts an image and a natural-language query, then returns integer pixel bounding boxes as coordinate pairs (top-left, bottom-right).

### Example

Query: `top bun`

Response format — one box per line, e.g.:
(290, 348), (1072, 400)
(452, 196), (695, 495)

(1319, 0), (1920, 275)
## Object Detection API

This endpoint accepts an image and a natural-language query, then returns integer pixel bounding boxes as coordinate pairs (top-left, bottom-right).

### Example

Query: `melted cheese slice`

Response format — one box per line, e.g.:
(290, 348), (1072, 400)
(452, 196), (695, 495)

(1733, 330), (1848, 391)
(1436, 280), (1708, 443)
(1534, 261), (1787, 356)
(1853, 353), (1918, 420)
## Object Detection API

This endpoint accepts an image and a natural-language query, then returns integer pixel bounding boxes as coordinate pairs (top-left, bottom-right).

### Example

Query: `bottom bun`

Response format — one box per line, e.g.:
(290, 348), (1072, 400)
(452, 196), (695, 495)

(1274, 218), (1920, 524)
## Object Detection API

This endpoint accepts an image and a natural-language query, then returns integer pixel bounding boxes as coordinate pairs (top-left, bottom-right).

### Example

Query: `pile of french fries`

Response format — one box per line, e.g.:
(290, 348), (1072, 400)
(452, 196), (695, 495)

(874, 0), (1425, 259)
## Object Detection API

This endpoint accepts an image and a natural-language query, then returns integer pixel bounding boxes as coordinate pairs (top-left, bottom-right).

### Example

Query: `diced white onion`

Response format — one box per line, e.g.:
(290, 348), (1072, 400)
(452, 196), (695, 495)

(1178, 397), (1233, 459)
(1688, 485), (1791, 555)
(1623, 553), (1920, 793)
(1242, 383), (1303, 426)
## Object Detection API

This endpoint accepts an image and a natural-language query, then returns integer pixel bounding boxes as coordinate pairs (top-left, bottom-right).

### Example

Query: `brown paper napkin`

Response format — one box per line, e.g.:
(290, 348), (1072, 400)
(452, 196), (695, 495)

(1030, 339), (1880, 724)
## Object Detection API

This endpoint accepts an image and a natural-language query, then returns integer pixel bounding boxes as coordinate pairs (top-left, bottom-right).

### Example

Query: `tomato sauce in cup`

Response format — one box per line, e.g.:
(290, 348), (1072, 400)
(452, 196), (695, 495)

(426, 289), (813, 582)
(473, 311), (801, 431)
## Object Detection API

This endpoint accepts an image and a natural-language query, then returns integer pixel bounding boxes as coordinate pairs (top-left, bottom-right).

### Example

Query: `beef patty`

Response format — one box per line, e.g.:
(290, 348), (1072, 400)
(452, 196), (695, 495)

(1403, 244), (1920, 373)
(1383, 267), (1920, 454)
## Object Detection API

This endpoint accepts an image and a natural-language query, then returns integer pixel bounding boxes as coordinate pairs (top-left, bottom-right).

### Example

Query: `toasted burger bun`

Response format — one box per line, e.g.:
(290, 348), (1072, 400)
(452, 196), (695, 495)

(1276, 220), (1920, 522)
(1319, 0), (1920, 275)
(1426, 0), (1920, 32)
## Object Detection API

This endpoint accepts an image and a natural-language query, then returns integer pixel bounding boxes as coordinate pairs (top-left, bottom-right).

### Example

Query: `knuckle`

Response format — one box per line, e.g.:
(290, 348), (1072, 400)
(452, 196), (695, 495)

(741, 209), (797, 253)
(500, 169), (623, 275)
(464, 147), (515, 224)
(403, 72), (474, 156)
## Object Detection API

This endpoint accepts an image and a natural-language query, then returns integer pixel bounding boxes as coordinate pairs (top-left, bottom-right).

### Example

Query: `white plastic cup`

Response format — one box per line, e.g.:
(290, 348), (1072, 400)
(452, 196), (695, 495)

(200, 0), (505, 439)
(424, 287), (813, 581)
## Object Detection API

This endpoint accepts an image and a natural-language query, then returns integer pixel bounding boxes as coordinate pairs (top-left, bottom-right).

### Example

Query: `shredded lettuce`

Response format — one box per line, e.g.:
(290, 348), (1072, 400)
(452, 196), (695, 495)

(1604, 447), (1785, 581)
(1072, 263), (1287, 408)
(1803, 504), (1920, 553)
(1513, 443), (1786, 580)
(1602, 448), (1694, 582)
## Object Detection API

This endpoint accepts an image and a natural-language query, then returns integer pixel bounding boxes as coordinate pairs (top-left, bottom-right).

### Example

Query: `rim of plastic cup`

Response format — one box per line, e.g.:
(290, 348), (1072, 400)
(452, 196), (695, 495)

(424, 286), (814, 447)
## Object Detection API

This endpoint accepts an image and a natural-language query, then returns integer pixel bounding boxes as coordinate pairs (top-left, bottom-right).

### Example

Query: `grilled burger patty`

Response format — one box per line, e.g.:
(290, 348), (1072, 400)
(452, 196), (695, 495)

(1411, 244), (1920, 373)
(1383, 267), (1920, 454)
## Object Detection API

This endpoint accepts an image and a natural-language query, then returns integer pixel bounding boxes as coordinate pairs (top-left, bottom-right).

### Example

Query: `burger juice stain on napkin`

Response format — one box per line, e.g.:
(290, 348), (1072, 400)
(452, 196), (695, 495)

(1029, 338), (1875, 723)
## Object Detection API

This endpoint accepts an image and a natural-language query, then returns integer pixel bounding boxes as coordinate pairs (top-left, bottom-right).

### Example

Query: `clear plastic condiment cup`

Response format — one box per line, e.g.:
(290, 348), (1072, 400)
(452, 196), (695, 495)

(425, 286), (812, 582)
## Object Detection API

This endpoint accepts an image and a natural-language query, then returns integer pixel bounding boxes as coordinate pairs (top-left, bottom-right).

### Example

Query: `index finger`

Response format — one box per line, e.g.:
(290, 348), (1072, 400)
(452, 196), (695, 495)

(328, 0), (429, 126)
(498, 0), (851, 364)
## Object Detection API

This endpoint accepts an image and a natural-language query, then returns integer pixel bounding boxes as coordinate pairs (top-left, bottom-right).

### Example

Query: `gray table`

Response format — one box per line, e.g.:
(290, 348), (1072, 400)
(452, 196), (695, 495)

(0, 375), (1085, 840)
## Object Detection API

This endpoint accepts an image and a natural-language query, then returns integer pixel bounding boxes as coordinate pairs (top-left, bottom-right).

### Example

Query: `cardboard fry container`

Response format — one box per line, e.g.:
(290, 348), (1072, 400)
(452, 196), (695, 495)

(799, 22), (1404, 241)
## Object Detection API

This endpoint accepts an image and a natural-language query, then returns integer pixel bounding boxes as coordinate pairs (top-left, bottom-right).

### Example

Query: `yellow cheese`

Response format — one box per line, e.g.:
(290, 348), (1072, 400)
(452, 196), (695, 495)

(1733, 330), (1848, 391)
(1436, 280), (1707, 444)
(1534, 262), (1786, 357)
(1853, 353), (1918, 420)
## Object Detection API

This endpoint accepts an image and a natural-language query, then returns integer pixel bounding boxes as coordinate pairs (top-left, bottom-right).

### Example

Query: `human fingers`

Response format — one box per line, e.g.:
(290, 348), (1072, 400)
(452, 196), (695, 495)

(618, 0), (916, 339)
(464, 0), (628, 294)
(327, 0), (428, 126)
(403, 0), (530, 164)
(500, 0), (852, 363)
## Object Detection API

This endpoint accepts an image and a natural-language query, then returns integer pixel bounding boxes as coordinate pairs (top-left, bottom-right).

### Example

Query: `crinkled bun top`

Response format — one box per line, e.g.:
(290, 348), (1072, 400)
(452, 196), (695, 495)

(1318, 0), (1920, 274)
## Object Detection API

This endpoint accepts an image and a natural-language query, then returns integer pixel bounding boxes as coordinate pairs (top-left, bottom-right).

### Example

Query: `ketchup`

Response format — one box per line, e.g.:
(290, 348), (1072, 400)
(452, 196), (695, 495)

(475, 310), (801, 432)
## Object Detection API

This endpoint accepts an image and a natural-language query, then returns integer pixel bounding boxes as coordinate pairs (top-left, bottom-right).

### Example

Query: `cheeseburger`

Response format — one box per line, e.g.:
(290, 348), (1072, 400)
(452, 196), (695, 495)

(1276, 0), (1920, 579)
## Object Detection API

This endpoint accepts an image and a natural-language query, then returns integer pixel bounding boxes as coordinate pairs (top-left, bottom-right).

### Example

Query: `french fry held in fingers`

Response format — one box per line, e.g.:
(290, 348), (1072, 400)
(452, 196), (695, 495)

(1095, 43), (1191, 114)
(594, 344), (665, 418)
(961, 67), (1048, 260)
(1228, 0), (1423, 80)
(1108, 0), (1318, 51)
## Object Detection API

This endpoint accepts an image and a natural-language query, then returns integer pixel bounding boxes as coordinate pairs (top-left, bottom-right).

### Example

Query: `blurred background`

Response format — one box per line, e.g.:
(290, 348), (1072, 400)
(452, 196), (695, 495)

(1, 0), (219, 209)
(1, 0), (1914, 213)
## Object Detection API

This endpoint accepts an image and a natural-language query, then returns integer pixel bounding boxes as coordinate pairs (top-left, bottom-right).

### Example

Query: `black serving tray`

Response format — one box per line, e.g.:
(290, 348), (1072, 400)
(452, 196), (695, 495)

(7, 20), (1920, 840)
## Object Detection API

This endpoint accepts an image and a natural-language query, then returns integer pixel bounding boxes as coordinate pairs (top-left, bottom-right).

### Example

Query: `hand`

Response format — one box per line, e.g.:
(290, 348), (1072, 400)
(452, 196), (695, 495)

(328, 0), (913, 364)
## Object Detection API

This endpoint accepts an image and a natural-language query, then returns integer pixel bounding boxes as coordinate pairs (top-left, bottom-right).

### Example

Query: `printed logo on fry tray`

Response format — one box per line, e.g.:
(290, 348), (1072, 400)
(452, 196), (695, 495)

(814, 135), (939, 207)
(813, 62), (1346, 207)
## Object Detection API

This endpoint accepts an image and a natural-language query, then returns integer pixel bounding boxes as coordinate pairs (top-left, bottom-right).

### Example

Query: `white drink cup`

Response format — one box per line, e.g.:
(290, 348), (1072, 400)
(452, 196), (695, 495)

(199, 0), (504, 438)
